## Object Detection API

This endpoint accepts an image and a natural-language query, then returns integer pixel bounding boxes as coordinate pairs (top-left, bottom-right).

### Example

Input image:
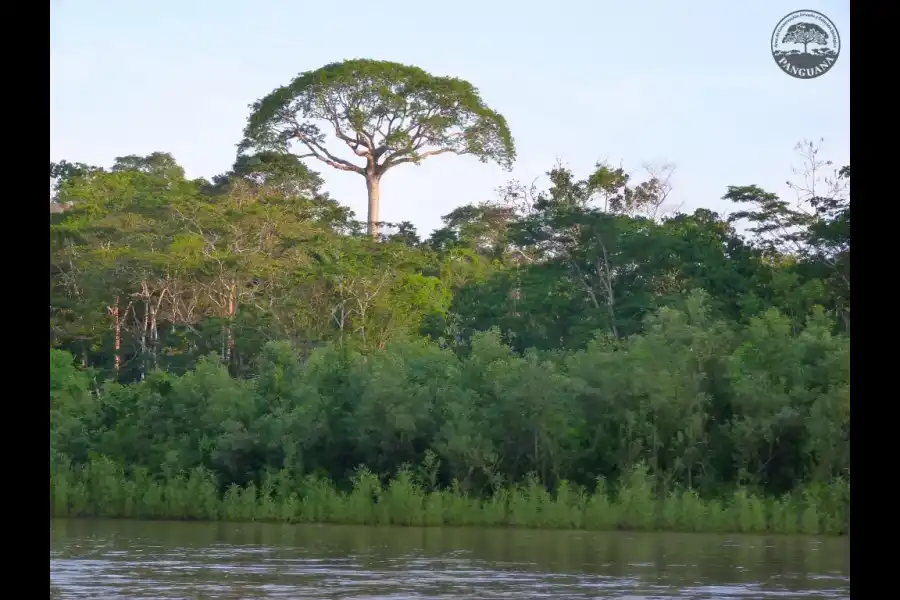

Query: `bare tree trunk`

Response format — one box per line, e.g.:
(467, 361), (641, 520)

(366, 174), (382, 237)
(149, 302), (158, 370)
(596, 243), (619, 340)
(225, 284), (236, 363)
(109, 297), (121, 376)
(140, 300), (149, 379)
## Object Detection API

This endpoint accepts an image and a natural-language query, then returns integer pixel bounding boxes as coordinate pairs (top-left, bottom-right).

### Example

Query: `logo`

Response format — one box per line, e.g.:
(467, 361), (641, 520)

(771, 10), (840, 79)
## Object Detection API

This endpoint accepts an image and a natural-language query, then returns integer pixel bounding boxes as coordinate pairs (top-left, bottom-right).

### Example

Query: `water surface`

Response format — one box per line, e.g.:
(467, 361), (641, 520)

(50, 519), (850, 598)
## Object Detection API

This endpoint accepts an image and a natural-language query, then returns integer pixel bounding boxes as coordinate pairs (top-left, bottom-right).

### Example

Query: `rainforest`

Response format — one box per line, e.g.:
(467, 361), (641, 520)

(50, 60), (850, 535)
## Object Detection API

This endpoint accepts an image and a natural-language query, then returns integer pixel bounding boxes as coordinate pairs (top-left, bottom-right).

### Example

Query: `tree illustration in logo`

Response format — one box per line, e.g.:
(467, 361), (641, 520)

(773, 19), (838, 74)
(782, 23), (829, 54)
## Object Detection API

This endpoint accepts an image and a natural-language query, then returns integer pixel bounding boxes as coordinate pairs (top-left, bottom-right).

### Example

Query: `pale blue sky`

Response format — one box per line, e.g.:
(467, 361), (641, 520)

(50, 0), (849, 236)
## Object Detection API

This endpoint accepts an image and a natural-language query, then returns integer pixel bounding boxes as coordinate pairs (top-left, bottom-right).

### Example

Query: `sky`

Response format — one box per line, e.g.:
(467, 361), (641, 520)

(50, 0), (850, 236)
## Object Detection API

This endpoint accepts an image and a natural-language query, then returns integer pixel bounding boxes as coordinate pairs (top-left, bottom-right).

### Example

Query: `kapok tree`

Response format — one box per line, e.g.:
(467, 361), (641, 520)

(239, 59), (516, 237)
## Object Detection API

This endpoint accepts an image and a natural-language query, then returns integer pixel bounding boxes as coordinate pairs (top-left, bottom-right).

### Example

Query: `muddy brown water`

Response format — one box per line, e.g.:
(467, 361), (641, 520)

(50, 519), (849, 598)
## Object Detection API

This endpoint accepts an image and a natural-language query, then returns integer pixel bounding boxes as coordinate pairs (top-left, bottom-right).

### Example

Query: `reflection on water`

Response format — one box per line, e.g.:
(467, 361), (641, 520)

(50, 519), (850, 599)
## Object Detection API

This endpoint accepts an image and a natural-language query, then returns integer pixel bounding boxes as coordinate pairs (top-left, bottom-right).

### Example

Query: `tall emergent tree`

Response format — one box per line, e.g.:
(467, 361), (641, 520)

(239, 59), (517, 237)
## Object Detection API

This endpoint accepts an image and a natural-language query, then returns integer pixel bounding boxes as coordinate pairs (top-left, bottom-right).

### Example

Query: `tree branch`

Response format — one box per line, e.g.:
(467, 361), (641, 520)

(323, 102), (372, 158)
(289, 123), (365, 174)
(382, 148), (456, 171)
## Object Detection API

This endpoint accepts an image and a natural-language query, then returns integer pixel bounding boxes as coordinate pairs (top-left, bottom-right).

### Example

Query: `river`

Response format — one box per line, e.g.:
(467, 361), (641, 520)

(50, 519), (849, 598)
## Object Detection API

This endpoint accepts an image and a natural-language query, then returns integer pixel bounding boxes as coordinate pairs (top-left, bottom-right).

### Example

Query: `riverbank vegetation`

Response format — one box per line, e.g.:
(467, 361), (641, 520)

(50, 282), (850, 535)
(50, 60), (849, 535)
(51, 453), (847, 535)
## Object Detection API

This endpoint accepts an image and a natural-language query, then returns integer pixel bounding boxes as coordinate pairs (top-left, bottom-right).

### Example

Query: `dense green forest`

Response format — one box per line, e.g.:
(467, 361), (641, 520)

(50, 60), (850, 534)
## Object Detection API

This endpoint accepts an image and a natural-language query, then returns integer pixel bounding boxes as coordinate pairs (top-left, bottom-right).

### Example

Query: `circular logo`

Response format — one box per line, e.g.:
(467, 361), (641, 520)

(771, 10), (840, 79)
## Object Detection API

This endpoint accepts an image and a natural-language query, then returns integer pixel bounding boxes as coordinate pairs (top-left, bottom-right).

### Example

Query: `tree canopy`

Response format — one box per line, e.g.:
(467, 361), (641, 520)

(239, 59), (516, 236)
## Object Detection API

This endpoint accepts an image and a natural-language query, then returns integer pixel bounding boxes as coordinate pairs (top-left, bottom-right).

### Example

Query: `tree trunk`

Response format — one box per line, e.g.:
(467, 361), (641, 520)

(595, 247), (619, 340)
(149, 302), (158, 370)
(140, 300), (149, 378)
(366, 174), (382, 237)
(110, 297), (121, 376)
(224, 284), (236, 364)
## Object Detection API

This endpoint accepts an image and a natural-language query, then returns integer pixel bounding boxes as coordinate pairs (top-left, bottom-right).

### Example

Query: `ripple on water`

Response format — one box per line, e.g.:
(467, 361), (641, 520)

(50, 523), (850, 599)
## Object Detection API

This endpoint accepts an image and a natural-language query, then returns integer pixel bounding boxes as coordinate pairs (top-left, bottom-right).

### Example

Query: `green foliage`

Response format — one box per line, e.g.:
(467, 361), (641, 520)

(50, 97), (849, 535)
(238, 59), (516, 235)
(50, 454), (847, 535)
(51, 291), (849, 534)
(240, 59), (516, 170)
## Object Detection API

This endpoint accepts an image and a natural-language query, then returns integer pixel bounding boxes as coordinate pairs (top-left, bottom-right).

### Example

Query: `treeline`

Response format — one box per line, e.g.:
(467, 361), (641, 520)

(50, 65), (849, 533)
(51, 290), (849, 532)
(50, 145), (849, 380)
(51, 294), (850, 491)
